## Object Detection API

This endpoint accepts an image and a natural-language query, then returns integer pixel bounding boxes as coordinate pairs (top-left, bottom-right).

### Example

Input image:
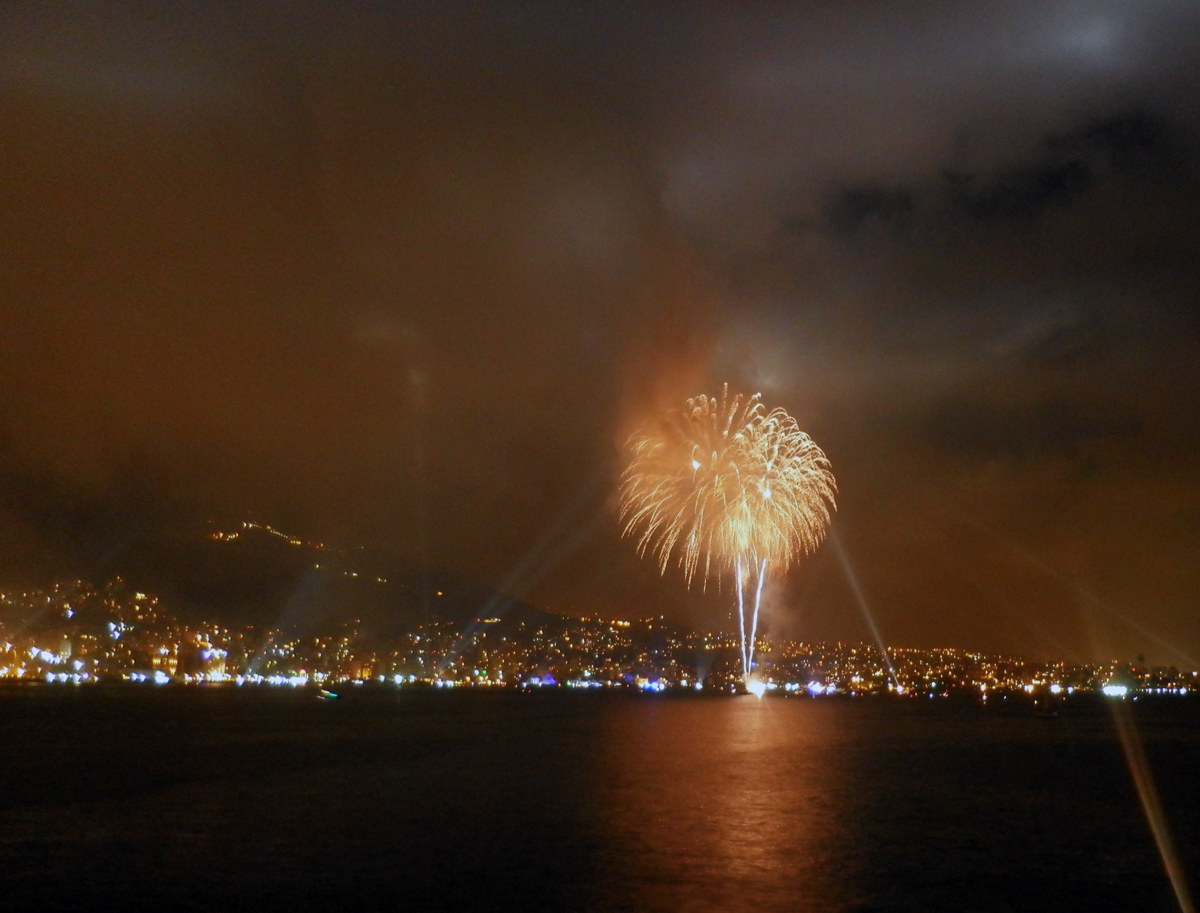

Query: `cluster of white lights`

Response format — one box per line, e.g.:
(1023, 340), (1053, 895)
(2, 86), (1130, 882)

(124, 671), (171, 685)
(44, 672), (91, 684)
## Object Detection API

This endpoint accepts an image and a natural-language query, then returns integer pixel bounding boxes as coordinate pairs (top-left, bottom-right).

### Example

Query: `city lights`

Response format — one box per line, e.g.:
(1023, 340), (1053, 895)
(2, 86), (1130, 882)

(0, 579), (1195, 699)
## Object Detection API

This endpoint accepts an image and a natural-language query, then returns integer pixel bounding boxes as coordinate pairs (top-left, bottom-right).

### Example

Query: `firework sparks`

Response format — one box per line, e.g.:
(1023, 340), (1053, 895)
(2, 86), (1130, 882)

(619, 385), (836, 682)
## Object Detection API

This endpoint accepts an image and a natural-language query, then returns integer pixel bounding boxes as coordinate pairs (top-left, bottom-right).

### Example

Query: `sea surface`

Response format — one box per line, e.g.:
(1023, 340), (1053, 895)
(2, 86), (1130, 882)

(0, 686), (1197, 912)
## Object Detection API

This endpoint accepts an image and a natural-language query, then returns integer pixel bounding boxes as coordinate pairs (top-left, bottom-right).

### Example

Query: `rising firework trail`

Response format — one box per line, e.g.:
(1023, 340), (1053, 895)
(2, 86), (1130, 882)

(619, 385), (836, 682)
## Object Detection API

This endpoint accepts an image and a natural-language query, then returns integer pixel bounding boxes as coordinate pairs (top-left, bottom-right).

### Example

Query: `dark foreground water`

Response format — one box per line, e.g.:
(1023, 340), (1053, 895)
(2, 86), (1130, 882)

(1, 688), (1197, 912)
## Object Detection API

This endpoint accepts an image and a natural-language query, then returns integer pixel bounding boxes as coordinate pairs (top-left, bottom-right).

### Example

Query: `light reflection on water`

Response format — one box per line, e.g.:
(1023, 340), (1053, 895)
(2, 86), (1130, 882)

(593, 696), (1200, 913)
(0, 689), (1196, 911)
(599, 698), (855, 912)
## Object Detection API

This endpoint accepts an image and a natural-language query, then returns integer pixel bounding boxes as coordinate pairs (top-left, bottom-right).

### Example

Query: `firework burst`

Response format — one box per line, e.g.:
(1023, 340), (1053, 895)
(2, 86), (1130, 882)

(619, 385), (836, 681)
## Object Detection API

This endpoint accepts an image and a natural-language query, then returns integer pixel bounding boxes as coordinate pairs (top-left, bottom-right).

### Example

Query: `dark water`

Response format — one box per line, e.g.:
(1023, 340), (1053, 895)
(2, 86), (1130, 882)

(1, 688), (1197, 912)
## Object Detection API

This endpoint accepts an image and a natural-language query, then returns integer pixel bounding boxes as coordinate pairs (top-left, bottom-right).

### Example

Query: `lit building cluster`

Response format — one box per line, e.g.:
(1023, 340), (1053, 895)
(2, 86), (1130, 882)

(751, 641), (1194, 698)
(0, 580), (1195, 697)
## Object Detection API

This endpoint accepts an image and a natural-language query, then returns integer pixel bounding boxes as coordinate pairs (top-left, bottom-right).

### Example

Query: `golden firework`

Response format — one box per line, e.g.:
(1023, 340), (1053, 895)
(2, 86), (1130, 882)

(619, 386), (836, 681)
(619, 385), (836, 584)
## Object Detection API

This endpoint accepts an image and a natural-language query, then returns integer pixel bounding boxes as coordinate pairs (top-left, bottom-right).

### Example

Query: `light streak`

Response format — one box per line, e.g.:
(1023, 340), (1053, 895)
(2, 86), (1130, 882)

(950, 511), (1199, 670)
(1111, 700), (1195, 913)
(736, 558), (747, 678)
(831, 532), (899, 690)
(620, 385), (836, 681)
(438, 475), (607, 675)
(749, 557), (767, 677)
(1076, 576), (1195, 913)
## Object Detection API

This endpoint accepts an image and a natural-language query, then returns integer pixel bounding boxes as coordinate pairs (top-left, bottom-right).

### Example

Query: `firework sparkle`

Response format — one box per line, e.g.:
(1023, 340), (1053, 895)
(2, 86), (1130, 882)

(620, 386), (837, 681)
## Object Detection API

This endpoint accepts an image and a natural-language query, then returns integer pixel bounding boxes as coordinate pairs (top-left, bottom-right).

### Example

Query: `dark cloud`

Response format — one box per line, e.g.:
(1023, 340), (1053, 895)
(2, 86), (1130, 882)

(925, 399), (1142, 462)
(944, 111), (1186, 222)
(809, 110), (1192, 240)
(817, 187), (916, 239)
(1021, 310), (1109, 370)
(1073, 111), (1184, 177)
(945, 159), (1094, 222)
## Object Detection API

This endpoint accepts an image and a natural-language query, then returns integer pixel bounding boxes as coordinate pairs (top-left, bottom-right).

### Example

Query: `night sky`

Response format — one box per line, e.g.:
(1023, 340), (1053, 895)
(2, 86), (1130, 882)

(2, 2), (1199, 665)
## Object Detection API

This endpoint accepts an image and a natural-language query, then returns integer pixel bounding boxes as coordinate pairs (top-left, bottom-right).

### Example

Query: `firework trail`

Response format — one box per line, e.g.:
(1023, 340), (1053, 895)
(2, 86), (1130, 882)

(619, 385), (836, 682)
